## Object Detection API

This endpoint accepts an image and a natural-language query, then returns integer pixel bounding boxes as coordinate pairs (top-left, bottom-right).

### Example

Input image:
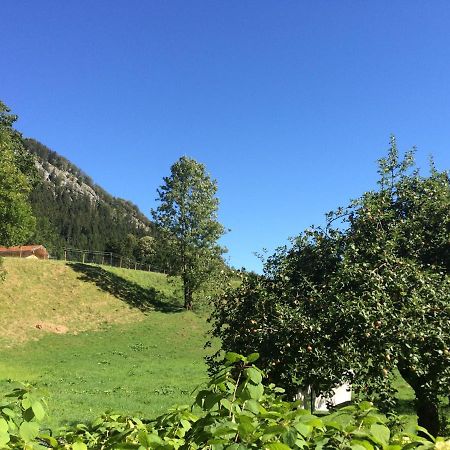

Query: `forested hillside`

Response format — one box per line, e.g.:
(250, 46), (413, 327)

(24, 138), (156, 259)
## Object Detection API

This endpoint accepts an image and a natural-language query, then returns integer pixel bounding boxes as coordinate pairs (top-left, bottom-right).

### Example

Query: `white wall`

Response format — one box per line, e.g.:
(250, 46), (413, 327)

(296, 382), (352, 412)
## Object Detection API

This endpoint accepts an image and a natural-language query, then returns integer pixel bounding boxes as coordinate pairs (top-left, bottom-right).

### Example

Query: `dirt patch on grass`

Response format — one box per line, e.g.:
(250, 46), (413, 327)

(35, 322), (68, 334)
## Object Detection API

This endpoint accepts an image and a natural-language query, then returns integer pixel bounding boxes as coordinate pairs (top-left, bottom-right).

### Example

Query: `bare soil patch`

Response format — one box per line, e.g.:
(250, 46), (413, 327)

(34, 322), (68, 334)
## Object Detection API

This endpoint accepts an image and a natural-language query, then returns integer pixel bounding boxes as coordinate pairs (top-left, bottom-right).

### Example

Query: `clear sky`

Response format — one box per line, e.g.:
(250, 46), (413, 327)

(2, 1), (450, 271)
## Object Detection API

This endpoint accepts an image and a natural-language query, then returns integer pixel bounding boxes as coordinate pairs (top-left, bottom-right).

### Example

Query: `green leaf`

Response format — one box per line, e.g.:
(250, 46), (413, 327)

(315, 437), (330, 450)
(244, 382), (264, 400)
(21, 397), (32, 410)
(245, 399), (262, 414)
(180, 418), (191, 430)
(39, 434), (58, 447)
(0, 418), (8, 433)
(245, 367), (262, 384)
(359, 401), (374, 411)
(225, 352), (244, 363)
(370, 424), (390, 446)
(263, 424), (287, 436)
(247, 353), (260, 363)
(22, 407), (35, 422)
(294, 422), (311, 437)
(72, 442), (88, 450)
(415, 426), (435, 441)
(351, 440), (374, 450)
(351, 445), (368, 450)
(264, 443), (291, 450)
(138, 430), (163, 447)
(220, 398), (233, 411)
(19, 421), (39, 442)
(238, 418), (255, 436)
(32, 401), (46, 422)
(1, 408), (16, 418)
(204, 393), (223, 410)
(0, 431), (10, 447)
(307, 418), (324, 428)
(282, 429), (298, 447)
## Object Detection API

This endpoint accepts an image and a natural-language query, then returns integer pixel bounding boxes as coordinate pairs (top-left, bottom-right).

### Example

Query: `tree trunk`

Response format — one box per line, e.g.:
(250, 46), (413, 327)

(183, 278), (193, 310)
(398, 364), (440, 437)
(416, 394), (439, 438)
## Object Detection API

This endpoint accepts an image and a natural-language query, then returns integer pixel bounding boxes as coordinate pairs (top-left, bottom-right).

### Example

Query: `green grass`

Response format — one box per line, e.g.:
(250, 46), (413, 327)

(2, 258), (447, 433)
(0, 258), (183, 346)
(0, 258), (210, 428)
(391, 371), (418, 432)
(0, 313), (209, 428)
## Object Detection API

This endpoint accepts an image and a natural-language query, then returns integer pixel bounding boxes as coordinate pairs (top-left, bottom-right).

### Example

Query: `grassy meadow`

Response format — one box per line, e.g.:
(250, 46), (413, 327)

(0, 257), (439, 433)
(0, 258), (210, 428)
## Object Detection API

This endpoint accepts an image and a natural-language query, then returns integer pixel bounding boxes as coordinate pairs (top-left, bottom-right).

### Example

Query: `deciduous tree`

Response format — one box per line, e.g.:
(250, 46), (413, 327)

(0, 102), (36, 247)
(152, 156), (225, 309)
(209, 138), (450, 435)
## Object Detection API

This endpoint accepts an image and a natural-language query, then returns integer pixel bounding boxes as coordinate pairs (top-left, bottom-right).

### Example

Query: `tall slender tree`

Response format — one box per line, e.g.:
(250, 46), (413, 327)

(152, 156), (225, 309)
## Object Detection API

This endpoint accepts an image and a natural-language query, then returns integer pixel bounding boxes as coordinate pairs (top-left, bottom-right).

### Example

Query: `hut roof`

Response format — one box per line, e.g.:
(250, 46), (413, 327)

(0, 245), (46, 252)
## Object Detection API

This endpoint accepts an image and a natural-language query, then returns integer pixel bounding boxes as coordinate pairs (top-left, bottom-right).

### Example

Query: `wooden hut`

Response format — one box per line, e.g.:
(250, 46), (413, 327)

(0, 245), (49, 260)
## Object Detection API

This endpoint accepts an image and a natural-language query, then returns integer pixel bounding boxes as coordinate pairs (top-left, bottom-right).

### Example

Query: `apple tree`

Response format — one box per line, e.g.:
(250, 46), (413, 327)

(208, 138), (450, 435)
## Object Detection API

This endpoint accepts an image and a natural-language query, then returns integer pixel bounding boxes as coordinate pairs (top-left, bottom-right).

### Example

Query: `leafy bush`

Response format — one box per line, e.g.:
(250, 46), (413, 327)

(1, 354), (449, 449)
(0, 382), (51, 449)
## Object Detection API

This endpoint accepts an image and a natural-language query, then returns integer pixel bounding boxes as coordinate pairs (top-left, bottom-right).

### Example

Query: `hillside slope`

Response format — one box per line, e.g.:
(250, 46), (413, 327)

(0, 257), (210, 426)
(24, 138), (155, 257)
(0, 257), (181, 346)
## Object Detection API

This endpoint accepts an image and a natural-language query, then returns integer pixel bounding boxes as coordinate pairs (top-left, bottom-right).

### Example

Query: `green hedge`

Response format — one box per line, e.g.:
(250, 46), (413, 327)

(1, 353), (448, 449)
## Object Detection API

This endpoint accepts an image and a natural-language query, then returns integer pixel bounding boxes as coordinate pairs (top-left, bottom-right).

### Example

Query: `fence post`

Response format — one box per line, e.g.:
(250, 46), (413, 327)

(82, 251), (85, 264)
(64, 249), (67, 261)
(119, 257), (122, 268)
(110, 252), (113, 265)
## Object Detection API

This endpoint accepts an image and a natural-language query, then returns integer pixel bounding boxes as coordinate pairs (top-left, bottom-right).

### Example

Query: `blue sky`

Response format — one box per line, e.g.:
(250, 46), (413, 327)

(2, 1), (450, 271)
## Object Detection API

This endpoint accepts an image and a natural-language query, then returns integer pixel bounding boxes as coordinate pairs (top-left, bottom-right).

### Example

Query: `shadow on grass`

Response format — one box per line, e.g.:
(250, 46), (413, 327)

(69, 263), (182, 313)
(396, 398), (416, 415)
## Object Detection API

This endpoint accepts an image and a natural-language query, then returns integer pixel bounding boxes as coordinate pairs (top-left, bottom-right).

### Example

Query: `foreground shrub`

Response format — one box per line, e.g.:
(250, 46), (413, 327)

(1, 353), (449, 449)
